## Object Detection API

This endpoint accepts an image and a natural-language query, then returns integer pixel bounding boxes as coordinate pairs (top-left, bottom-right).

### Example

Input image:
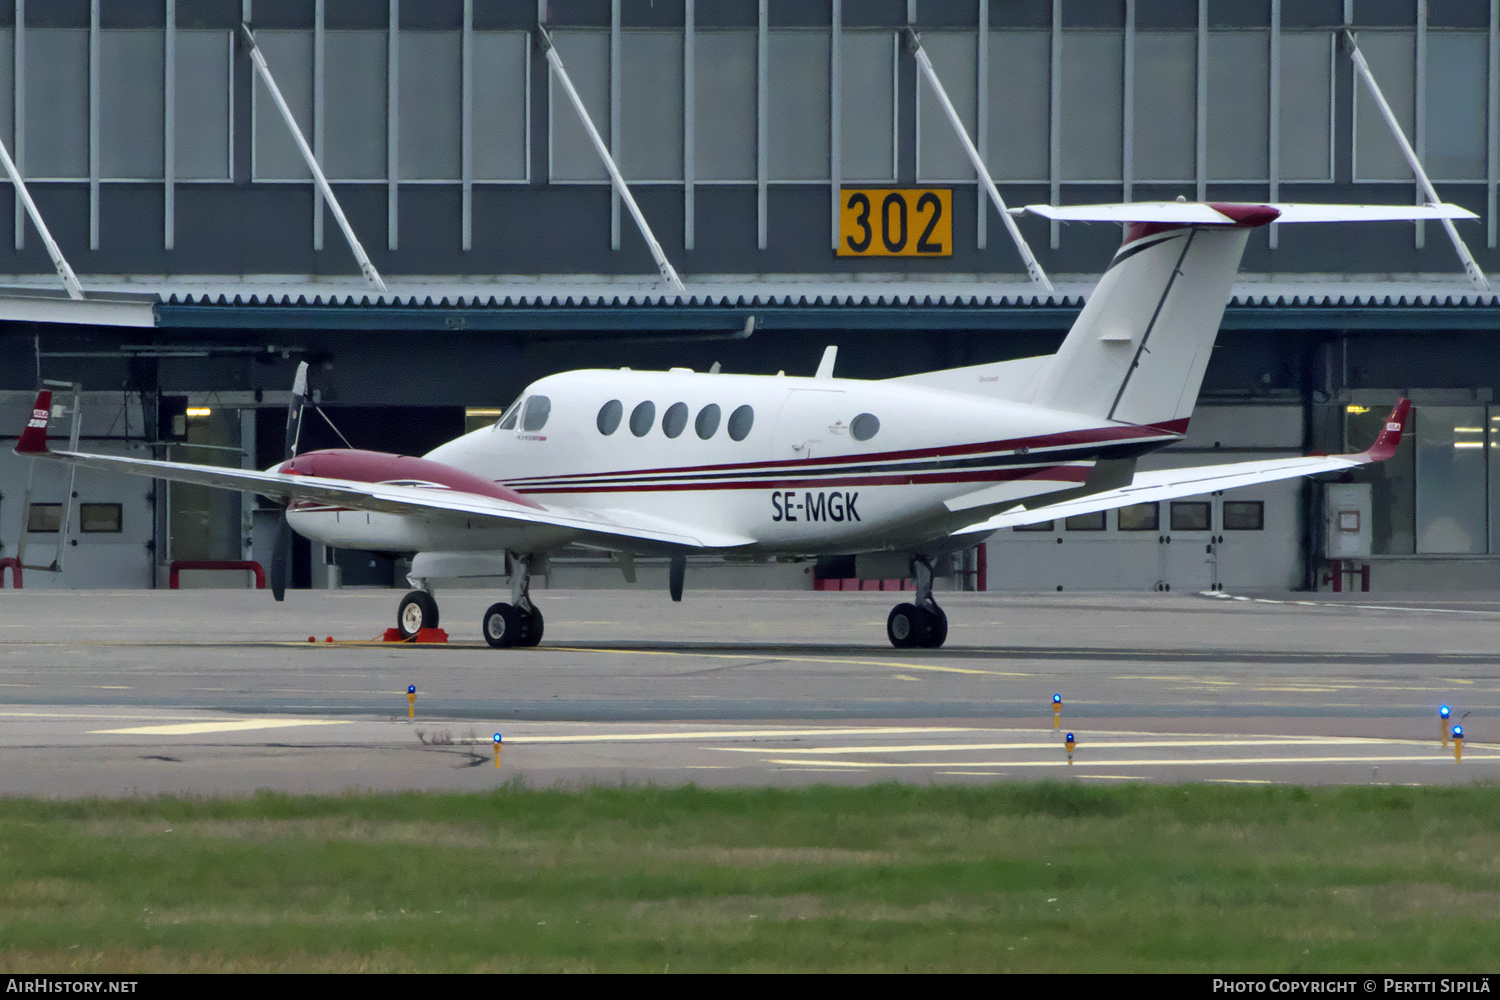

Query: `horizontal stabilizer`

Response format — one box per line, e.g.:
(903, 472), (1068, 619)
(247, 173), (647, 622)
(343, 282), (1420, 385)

(1021, 202), (1478, 225)
(953, 400), (1410, 537)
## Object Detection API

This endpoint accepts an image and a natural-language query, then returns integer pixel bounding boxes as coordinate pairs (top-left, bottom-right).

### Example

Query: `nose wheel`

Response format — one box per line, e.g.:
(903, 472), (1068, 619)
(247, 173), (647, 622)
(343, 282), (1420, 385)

(396, 590), (439, 638)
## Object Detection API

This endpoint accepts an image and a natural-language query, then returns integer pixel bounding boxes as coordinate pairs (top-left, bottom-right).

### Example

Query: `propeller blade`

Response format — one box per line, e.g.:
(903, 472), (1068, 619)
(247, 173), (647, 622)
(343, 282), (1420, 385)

(284, 361), (309, 460)
(270, 508), (292, 602)
(669, 555), (685, 603)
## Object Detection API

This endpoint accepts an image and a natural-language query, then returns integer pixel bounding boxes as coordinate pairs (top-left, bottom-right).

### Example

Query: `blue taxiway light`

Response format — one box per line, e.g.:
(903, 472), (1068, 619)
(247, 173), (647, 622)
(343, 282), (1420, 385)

(1441, 705), (1451, 718)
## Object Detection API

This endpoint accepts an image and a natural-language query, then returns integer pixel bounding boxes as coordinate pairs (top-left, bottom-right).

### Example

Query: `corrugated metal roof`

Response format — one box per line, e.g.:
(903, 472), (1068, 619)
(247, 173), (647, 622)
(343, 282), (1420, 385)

(148, 277), (1500, 310)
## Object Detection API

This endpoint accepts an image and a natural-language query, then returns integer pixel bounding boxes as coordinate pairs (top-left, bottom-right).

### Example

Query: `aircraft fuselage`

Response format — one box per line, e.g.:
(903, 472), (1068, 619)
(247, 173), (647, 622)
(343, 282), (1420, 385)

(285, 367), (1182, 558)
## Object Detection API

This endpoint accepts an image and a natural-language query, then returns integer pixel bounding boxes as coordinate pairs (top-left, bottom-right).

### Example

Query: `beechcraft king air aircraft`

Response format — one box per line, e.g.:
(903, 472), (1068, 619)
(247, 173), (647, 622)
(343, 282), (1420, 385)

(14, 201), (1460, 648)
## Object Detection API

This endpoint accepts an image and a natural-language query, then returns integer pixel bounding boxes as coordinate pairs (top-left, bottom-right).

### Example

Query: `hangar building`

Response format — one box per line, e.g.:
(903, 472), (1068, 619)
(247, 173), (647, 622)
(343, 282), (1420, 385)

(0, 0), (1497, 595)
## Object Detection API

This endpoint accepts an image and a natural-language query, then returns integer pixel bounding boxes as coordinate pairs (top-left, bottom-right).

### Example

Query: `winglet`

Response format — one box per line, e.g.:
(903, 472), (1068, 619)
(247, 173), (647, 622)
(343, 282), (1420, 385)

(1363, 398), (1411, 462)
(15, 390), (52, 455)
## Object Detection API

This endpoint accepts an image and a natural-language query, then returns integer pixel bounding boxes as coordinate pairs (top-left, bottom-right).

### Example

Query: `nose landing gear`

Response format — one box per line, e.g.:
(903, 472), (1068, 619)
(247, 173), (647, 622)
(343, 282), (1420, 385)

(886, 556), (948, 649)
(396, 589), (439, 638)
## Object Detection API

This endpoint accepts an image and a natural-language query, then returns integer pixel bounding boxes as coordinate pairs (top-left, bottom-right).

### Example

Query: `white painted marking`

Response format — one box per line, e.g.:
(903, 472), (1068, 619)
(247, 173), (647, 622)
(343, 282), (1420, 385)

(506, 726), (978, 745)
(91, 719), (353, 736)
(716, 737), (1387, 755)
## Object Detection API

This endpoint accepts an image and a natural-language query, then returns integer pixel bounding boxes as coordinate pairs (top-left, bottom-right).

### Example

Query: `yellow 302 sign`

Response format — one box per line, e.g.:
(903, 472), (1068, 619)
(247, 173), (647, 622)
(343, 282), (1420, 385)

(837, 188), (952, 257)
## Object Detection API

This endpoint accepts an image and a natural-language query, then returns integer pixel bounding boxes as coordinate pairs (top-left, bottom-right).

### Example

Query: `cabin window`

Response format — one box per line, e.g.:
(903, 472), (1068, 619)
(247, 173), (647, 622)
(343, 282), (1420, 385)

(695, 403), (721, 439)
(727, 404), (755, 441)
(1170, 501), (1211, 532)
(630, 401), (656, 437)
(850, 413), (880, 441)
(597, 399), (623, 435)
(522, 395), (551, 432)
(1117, 502), (1159, 531)
(662, 402), (689, 439)
(495, 398), (521, 429)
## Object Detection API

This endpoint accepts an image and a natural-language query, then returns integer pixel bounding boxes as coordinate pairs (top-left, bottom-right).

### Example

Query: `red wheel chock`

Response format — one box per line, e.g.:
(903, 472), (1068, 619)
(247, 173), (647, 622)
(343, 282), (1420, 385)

(380, 628), (449, 644)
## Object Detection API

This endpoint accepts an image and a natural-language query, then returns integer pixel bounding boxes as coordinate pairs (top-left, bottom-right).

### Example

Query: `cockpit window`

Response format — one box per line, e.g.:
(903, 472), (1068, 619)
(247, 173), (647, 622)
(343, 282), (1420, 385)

(495, 398), (521, 430)
(522, 395), (551, 432)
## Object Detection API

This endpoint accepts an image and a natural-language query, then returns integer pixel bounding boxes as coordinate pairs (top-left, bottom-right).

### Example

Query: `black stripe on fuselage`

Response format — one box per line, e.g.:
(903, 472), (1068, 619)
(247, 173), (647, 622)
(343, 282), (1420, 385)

(511, 437), (1169, 489)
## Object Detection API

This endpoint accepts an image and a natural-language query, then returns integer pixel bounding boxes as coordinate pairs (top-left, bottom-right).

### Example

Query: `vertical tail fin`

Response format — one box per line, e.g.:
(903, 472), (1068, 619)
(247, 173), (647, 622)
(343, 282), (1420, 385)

(1022, 207), (1272, 428)
(15, 390), (53, 455)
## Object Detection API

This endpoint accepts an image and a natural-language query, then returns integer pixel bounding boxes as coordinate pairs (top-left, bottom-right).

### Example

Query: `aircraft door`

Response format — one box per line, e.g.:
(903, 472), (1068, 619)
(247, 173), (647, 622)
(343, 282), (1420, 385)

(774, 388), (846, 460)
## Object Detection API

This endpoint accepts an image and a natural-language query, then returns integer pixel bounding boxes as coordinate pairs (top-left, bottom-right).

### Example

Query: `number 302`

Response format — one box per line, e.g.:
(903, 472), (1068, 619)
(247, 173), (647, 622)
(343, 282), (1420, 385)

(838, 188), (950, 257)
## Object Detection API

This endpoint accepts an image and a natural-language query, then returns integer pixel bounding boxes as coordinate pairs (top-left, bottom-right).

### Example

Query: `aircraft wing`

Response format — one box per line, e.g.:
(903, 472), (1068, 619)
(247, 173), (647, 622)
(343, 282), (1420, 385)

(953, 399), (1410, 537)
(12, 395), (752, 552)
(1021, 202), (1479, 224)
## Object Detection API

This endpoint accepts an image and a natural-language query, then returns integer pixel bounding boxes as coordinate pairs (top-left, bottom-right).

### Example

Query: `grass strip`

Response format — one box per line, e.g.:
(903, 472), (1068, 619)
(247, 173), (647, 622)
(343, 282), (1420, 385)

(2, 781), (1498, 972)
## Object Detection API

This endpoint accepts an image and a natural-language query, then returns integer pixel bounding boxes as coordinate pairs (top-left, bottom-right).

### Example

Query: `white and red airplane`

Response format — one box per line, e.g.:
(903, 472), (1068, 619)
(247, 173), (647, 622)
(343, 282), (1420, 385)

(15, 202), (1458, 648)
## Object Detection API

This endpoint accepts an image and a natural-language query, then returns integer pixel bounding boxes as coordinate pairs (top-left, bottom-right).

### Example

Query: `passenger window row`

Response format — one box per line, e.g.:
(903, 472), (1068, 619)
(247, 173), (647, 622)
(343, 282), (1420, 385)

(598, 400), (756, 441)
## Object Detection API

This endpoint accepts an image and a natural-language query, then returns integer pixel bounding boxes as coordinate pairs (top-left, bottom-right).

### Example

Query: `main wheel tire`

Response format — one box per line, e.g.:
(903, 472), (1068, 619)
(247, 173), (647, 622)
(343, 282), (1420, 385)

(919, 606), (948, 649)
(516, 605), (544, 647)
(397, 590), (439, 638)
(887, 603), (926, 649)
(482, 601), (522, 648)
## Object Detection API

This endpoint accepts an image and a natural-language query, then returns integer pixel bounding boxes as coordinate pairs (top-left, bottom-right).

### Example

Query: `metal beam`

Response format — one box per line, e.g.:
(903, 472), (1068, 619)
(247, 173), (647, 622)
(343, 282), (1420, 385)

(905, 28), (1052, 292)
(537, 24), (686, 294)
(1343, 29), (1490, 292)
(0, 137), (85, 300)
(240, 22), (388, 293)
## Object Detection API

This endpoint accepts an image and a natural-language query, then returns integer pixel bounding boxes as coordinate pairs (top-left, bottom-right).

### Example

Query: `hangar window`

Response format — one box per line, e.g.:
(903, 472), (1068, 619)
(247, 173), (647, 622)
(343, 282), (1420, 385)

(1223, 501), (1264, 531)
(727, 404), (755, 442)
(630, 401), (656, 437)
(662, 402), (689, 439)
(1013, 520), (1054, 532)
(80, 504), (123, 534)
(495, 399), (520, 430)
(1170, 501), (1211, 532)
(695, 403), (721, 439)
(695, 31), (756, 181)
(1064, 512), (1106, 531)
(850, 413), (880, 441)
(597, 399), (623, 435)
(522, 395), (551, 432)
(1117, 503), (1159, 531)
(26, 504), (63, 534)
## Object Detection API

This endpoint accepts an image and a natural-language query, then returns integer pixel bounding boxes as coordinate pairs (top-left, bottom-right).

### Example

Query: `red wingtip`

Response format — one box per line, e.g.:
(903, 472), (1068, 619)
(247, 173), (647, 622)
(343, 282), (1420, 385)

(1364, 398), (1411, 462)
(15, 390), (52, 455)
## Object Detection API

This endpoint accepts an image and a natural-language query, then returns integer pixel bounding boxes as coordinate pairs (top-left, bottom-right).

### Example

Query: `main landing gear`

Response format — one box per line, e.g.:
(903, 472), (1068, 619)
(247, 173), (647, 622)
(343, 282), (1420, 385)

(396, 553), (544, 648)
(886, 556), (948, 649)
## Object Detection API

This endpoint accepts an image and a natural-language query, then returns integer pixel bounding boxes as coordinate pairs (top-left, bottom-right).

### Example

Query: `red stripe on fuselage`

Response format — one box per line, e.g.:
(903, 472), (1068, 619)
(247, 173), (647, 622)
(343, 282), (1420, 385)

(504, 423), (1178, 487)
(516, 464), (1090, 496)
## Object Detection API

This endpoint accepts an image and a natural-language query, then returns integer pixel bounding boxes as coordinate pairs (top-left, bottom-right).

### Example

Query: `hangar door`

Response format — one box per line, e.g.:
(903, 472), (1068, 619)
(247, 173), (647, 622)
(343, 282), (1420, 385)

(987, 405), (1305, 592)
